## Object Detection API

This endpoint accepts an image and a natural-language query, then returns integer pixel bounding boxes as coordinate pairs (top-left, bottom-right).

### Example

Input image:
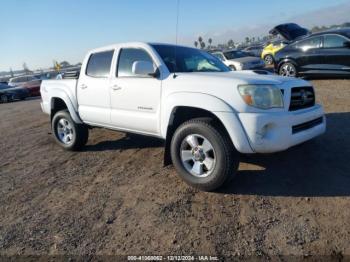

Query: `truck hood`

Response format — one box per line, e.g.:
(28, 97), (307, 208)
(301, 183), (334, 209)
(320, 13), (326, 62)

(174, 71), (294, 86)
(229, 56), (262, 64)
(164, 71), (311, 113)
(269, 23), (310, 41)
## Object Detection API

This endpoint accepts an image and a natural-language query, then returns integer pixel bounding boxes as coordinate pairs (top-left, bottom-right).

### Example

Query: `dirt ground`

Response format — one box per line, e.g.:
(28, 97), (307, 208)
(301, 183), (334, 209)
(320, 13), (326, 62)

(0, 79), (350, 260)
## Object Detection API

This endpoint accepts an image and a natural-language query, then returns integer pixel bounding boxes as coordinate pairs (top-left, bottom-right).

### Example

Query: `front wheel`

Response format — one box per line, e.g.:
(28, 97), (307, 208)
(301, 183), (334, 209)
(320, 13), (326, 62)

(279, 62), (297, 77)
(264, 54), (274, 65)
(170, 118), (239, 191)
(52, 110), (88, 151)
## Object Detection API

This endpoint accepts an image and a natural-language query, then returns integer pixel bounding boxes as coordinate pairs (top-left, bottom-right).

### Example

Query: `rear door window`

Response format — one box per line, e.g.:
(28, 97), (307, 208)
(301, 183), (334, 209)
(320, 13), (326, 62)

(296, 37), (321, 51)
(86, 50), (114, 77)
(323, 35), (348, 48)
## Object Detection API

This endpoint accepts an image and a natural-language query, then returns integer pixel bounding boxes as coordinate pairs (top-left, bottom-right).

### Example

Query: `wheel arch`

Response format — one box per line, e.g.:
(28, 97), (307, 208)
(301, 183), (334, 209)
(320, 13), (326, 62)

(161, 93), (253, 165)
(277, 58), (298, 73)
(50, 93), (82, 124)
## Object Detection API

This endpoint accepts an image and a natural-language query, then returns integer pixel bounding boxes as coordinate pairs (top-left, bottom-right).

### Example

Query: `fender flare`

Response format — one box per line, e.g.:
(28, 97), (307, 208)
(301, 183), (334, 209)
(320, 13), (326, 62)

(160, 92), (253, 154)
(49, 89), (83, 124)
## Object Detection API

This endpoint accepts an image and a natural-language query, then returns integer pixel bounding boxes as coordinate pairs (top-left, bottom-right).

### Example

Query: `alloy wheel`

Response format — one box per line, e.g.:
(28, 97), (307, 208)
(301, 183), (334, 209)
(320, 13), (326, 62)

(280, 63), (296, 77)
(180, 134), (216, 177)
(264, 55), (274, 65)
(56, 118), (74, 145)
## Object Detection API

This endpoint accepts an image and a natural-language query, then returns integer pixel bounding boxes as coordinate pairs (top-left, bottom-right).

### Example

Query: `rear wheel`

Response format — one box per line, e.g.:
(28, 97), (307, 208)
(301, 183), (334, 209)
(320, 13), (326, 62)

(1, 95), (9, 103)
(264, 54), (274, 65)
(170, 118), (239, 191)
(279, 62), (297, 77)
(52, 110), (88, 151)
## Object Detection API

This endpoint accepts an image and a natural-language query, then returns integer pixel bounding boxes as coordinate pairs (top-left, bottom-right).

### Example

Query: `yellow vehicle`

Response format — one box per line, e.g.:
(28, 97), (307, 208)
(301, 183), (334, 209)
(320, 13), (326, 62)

(262, 23), (310, 66)
(261, 41), (286, 66)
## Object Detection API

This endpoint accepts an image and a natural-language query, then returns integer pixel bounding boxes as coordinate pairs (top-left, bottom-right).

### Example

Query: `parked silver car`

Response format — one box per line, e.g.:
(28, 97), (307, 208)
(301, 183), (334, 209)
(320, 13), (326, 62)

(212, 49), (265, 71)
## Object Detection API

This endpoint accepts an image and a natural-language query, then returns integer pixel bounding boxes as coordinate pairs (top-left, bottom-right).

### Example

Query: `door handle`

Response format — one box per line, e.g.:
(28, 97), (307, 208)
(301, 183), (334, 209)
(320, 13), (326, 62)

(111, 85), (122, 91)
(80, 84), (88, 89)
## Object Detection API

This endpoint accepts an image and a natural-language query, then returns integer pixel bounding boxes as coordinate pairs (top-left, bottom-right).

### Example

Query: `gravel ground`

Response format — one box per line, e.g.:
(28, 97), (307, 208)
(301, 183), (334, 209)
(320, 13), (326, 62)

(0, 80), (349, 260)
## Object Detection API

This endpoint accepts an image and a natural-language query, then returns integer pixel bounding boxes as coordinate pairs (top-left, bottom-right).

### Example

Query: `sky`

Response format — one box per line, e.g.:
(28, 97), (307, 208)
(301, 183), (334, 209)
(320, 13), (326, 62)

(1, 0), (350, 71)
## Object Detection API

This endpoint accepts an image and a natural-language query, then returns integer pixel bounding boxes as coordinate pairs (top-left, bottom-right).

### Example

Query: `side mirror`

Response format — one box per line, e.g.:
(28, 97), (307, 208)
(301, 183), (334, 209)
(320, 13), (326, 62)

(132, 61), (157, 77)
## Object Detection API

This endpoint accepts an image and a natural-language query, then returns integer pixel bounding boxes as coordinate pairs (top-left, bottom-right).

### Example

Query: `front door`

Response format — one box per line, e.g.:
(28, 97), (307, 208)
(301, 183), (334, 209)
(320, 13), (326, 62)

(109, 48), (161, 135)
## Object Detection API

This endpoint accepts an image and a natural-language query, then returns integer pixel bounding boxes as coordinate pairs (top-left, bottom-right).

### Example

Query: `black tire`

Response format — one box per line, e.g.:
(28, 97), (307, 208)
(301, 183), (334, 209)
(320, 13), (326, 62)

(279, 62), (297, 77)
(1, 94), (9, 103)
(229, 65), (236, 71)
(264, 54), (274, 65)
(51, 110), (88, 151)
(170, 118), (239, 191)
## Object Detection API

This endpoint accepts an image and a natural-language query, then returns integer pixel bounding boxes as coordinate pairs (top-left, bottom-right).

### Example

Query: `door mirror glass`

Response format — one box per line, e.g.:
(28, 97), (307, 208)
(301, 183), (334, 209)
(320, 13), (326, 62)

(132, 61), (156, 76)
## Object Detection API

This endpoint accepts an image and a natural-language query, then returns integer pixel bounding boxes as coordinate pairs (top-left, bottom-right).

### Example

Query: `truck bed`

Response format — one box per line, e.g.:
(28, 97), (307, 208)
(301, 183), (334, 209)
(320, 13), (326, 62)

(40, 79), (78, 115)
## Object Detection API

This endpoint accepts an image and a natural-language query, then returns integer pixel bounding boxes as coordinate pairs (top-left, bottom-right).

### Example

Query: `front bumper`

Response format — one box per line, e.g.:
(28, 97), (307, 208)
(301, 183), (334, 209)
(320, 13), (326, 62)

(238, 104), (326, 153)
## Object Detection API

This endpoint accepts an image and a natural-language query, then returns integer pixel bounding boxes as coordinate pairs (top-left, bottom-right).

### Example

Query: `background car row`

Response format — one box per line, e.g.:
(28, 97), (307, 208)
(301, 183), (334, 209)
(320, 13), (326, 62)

(211, 49), (265, 70)
(0, 75), (42, 103)
(0, 83), (30, 103)
(274, 27), (350, 77)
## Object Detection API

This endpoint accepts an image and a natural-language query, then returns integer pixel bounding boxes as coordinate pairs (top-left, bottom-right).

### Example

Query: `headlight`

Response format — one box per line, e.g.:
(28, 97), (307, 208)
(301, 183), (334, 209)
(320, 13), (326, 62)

(238, 85), (284, 109)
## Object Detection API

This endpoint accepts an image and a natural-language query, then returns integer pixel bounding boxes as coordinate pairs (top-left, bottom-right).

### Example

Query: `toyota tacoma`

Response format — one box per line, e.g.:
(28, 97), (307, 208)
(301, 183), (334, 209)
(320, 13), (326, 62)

(40, 42), (326, 191)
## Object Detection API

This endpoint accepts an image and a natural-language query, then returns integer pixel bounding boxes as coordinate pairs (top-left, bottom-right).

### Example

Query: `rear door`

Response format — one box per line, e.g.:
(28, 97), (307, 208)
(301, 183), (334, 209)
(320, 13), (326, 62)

(320, 34), (350, 73)
(294, 36), (323, 73)
(77, 50), (114, 125)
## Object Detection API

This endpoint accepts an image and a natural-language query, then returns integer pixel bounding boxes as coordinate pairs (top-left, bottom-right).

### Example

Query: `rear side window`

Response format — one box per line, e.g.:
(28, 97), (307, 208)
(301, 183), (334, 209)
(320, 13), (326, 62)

(117, 48), (153, 77)
(86, 50), (114, 77)
(323, 35), (347, 48)
(296, 37), (321, 51)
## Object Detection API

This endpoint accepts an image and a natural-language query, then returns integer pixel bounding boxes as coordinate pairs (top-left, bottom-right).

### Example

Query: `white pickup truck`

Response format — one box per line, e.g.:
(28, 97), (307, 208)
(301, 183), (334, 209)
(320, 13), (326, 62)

(41, 42), (326, 191)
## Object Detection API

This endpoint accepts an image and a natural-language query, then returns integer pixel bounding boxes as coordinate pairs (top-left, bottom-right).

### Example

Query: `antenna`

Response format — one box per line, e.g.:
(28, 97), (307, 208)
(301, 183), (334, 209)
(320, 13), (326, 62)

(173, 0), (180, 78)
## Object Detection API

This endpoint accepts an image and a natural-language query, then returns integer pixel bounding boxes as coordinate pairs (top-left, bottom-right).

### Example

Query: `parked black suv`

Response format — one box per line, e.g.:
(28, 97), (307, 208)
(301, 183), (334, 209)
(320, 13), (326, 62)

(274, 27), (350, 77)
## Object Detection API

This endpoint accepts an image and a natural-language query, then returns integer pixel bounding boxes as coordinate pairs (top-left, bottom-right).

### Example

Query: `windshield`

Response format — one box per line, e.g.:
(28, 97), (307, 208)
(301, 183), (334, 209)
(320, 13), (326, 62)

(151, 44), (230, 73)
(223, 50), (249, 60)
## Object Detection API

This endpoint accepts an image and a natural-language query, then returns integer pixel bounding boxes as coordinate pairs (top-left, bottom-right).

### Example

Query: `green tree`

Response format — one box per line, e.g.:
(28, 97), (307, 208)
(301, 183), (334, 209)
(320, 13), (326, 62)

(194, 41), (198, 48)
(200, 41), (206, 49)
(208, 38), (213, 48)
(198, 36), (203, 44)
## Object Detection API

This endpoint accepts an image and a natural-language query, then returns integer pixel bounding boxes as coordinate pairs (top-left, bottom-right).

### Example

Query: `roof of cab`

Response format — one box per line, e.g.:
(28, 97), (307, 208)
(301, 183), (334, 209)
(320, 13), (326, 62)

(88, 42), (195, 54)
